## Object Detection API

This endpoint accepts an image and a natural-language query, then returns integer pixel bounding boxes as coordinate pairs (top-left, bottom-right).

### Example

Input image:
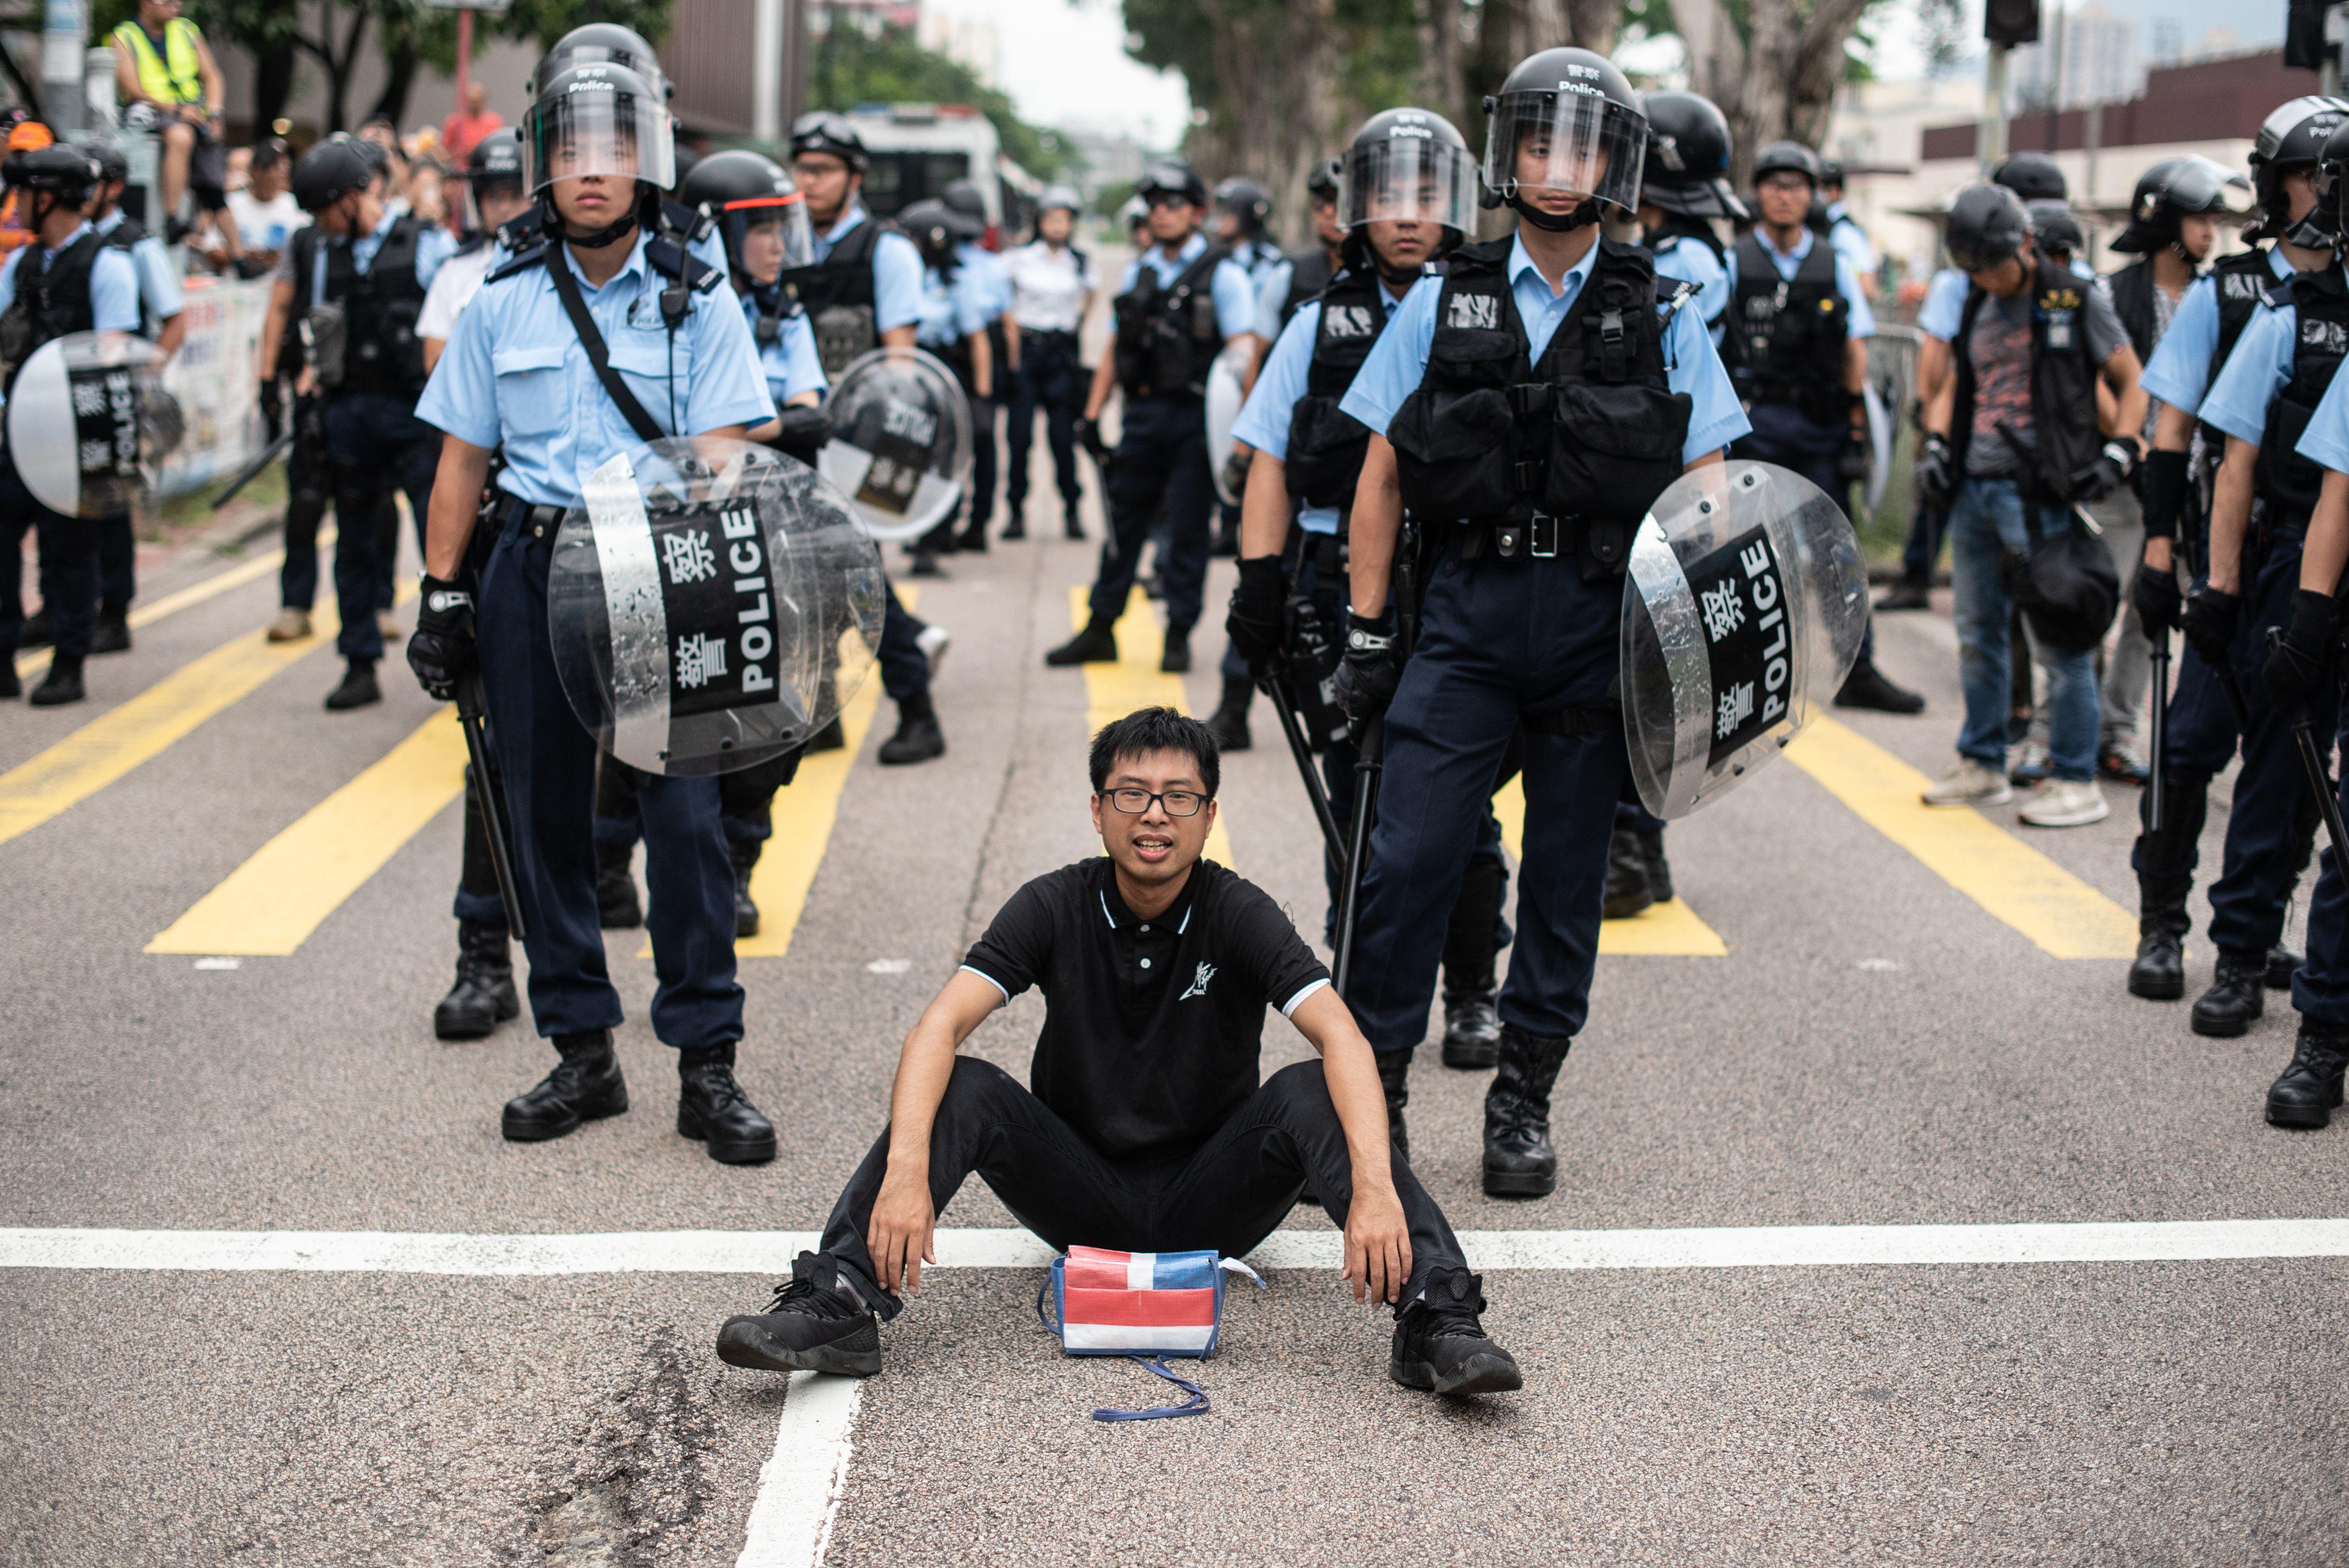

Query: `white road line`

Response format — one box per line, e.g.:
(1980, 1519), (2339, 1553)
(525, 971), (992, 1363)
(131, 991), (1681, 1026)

(735, 1371), (862, 1568)
(5, 1219), (2349, 1275)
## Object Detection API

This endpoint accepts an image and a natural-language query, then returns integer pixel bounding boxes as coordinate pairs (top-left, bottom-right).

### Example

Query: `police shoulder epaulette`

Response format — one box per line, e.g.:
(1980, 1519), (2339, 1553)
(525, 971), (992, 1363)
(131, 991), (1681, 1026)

(645, 235), (724, 295)
(661, 195), (716, 245)
(485, 243), (549, 285)
(1655, 277), (1698, 317)
(1651, 233), (1680, 254)
(2263, 280), (2296, 309)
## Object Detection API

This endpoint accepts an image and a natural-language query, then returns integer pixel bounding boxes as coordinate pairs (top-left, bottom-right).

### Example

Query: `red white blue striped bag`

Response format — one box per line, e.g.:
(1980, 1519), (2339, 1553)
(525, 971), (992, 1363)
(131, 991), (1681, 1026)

(1035, 1246), (1265, 1421)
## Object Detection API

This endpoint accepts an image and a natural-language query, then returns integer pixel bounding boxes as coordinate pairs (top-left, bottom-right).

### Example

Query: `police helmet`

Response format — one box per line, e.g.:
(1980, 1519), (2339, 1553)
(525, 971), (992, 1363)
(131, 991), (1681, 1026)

(532, 22), (671, 102)
(1481, 47), (1646, 223)
(1306, 157), (1339, 202)
(1119, 193), (1148, 234)
(1944, 183), (2031, 273)
(1214, 176), (1270, 235)
(1037, 183), (1081, 217)
(1136, 160), (1207, 209)
(1751, 140), (1821, 188)
(940, 176), (989, 239)
(1637, 90), (1745, 221)
(2109, 155), (2242, 254)
(2299, 119), (2349, 252)
(88, 140), (129, 187)
(2025, 198), (2084, 259)
(1337, 107), (1476, 240)
(2, 144), (96, 205)
(790, 111), (868, 173)
(679, 148), (813, 274)
(290, 141), (372, 214)
(2247, 95), (2349, 240)
(1990, 151), (2066, 202)
(464, 127), (526, 191)
(897, 198), (961, 269)
(523, 63), (675, 196)
(1819, 157), (1847, 188)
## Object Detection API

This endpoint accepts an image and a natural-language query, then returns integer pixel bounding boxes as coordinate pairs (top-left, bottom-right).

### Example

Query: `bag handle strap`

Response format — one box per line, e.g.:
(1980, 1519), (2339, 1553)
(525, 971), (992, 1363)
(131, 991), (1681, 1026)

(545, 245), (668, 445)
(1094, 1357), (1210, 1423)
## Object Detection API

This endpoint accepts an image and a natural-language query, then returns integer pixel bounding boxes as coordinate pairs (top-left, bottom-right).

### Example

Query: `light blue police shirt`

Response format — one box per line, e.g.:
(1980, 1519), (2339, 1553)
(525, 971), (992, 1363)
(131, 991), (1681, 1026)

(913, 262), (992, 350)
(1252, 256), (1295, 340)
(1649, 233), (1728, 344)
(1230, 273), (1411, 535)
(308, 205), (456, 308)
(2141, 249), (2295, 413)
(1726, 227), (1876, 338)
(416, 229), (776, 510)
(953, 241), (1010, 322)
(2198, 281), (2322, 448)
(745, 293), (825, 403)
(814, 203), (924, 336)
(1825, 205), (1877, 277)
(95, 208), (183, 323)
(0, 222), (141, 334)
(2292, 335), (2349, 473)
(1117, 232), (1259, 344)
(1339, 233), (1751, 464)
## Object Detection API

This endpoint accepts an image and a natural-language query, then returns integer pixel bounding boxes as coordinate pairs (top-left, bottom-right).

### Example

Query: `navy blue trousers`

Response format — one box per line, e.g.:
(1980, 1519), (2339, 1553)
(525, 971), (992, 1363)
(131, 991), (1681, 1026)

(475, 503), (744, 1047)
(1733, 404), (1875, 661)
(98, 511), (134, 617)
(0, 463), (96, 659)
(1091, 395), (1213, 633)
(1345, 549), (1624, 1050)
(2135, 526), (2325, 956)
(322, 392), (436, 663)
(2290, 679), (2349, 1025)
(1006, 333), (1082, 515)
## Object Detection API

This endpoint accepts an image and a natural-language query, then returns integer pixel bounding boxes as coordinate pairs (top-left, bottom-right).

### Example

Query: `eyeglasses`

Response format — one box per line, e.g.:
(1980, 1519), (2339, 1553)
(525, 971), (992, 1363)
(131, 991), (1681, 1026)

(1101, 787), (1207, 817)
(1143, 192), (1193, 210)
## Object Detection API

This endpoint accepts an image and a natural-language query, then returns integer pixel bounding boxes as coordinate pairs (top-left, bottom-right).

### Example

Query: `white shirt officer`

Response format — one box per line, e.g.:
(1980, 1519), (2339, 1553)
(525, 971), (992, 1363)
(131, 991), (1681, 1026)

(1005, 237), (1096, 334)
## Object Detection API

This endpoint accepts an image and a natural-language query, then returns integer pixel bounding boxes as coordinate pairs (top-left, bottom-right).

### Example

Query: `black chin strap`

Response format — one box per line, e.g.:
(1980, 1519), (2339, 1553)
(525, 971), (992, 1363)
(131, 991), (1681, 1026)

(542, 192), (641, 252)
(1508, 192), (1601, 233)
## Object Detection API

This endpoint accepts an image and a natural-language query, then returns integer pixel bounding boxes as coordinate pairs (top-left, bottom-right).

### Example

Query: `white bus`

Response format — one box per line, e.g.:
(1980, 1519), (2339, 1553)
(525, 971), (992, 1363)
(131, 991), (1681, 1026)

(844, 101), (1041, 245)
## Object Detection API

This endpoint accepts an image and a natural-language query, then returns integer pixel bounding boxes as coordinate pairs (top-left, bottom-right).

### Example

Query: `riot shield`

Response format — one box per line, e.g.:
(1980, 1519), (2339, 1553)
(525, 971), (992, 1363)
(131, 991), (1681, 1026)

(815, 346), (971, 541)
(547, 438), (888, 778)
(1206, 340), (1250, 505)
(6, 332), (184, 518)
(1621, 460), (1867, 819)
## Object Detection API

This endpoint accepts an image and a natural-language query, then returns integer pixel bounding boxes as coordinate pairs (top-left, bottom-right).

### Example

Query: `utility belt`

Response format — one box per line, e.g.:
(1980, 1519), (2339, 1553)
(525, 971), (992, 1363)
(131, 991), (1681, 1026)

(500, 496), (569, 546)
(1448, 511), (1631, 581)
(1021, 326), (1079, 352)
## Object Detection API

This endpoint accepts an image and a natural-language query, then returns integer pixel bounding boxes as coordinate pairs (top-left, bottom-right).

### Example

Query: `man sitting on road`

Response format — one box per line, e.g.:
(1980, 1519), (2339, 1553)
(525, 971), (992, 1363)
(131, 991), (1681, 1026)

(715, 708), (1522, 1397)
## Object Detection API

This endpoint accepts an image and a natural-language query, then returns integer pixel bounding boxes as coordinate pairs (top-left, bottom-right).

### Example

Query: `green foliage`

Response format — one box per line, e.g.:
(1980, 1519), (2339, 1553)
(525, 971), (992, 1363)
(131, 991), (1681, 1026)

(494, 0), (676, 52)
(807, 22), (1076, 178)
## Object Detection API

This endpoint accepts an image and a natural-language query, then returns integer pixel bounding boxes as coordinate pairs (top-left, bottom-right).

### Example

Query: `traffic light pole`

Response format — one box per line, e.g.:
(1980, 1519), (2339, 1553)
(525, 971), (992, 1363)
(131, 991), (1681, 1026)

(1980, 44), (2011, 172)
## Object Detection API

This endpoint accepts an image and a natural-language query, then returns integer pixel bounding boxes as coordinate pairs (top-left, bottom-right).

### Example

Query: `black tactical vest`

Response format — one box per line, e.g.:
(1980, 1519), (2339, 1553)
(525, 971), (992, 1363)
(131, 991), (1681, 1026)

(0, 229), (101, 396)
(293, 217), (429, 397)
(1279, 245), (1336, 330)
(2254, 265), (2349, 521)
(781, 216), (882, 379)
(1724, 231), (1848, 424)
(2209, 248), (2274, 386)
(1644, 213), (1726, 268)
(1111, 240), (1229, 401)
(1387, 237), (1692, 569)
(1948, 258), (2104, 501)
(1283, 265), (1389, 515)
(100, 216), (161, 339)
(2105, 258), (2161, 365)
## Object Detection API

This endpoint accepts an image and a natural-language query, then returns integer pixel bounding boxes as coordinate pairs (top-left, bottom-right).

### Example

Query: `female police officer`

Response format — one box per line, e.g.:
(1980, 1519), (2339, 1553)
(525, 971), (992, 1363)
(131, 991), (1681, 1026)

(405, 62), (784, 1162)
(1330, 49), (1749, 1198)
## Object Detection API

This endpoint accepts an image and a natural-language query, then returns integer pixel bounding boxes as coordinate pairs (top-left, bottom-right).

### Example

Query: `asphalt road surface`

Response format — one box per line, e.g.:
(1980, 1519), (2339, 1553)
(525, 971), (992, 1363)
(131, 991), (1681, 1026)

(5, 476), (2348, 1568)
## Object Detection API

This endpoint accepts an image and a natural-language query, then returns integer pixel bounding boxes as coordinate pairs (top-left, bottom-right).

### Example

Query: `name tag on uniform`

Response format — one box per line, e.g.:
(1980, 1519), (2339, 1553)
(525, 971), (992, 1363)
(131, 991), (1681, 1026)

(2044, 308), (2075, 351)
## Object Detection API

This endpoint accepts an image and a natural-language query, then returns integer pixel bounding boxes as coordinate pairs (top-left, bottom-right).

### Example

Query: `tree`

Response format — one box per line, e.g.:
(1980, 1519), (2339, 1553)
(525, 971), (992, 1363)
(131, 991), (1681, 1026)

(806, 18), (1076, 180)
(1669, 0), (1878, 180)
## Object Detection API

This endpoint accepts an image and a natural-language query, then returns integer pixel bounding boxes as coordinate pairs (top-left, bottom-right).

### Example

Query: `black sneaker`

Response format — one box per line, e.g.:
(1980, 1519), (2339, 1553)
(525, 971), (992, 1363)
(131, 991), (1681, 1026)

(1390, 1268), (1522, 1395)
(717, 1252), (884, 1377)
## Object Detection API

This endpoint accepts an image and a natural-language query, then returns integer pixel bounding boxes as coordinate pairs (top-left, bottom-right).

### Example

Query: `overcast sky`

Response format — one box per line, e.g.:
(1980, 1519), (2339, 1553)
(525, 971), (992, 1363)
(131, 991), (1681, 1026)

(925, 0), (2288, 151)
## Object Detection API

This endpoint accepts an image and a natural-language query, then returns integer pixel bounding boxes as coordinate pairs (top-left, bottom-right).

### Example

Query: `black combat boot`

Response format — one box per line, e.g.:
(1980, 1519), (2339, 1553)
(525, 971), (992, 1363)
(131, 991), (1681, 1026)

(717, 1251), (883, 1377)
(1637, 828), (1672, 903)
(678, 1043), (778, 1164)
(20, 606), (52, 648)
(1835, 655), (1927, 714)
(1601, 826), (1654, 919)
(29, 656), (84, 706)
(596, 842), (643, 929)
(1159, 624), (1191, 673)
(1440, 857), (1507, 1070)
(434, 919), (519, 1041)
(90, 613), (130, 654)
(324, 658), (380, 710)
(2268, 945), (2304, 991)
(501, 1029), (628, 1141)
(1389, 1267), (1523, 1395)
(1483, 1024), (1572, 1198)
(2129, 780), (2203, 1001)
(2192, 949), (2268, 1037)
(1874, 578), (1932, 612)
(1000, 506), (1026, 541)
(954, 521), (989, 554)
(1375, 1047), (1413, 1163)
(729, 839), (762, 938)
(877, 690), (946, 765)
(1204, 675), (1252, 752)
(805, 715), (846, 752)
(1044, 618), (1118, 666)
(1062, 503), (1084, 540)
(0, 658), (19, 699)
(2266, 1024), (2349, 1128)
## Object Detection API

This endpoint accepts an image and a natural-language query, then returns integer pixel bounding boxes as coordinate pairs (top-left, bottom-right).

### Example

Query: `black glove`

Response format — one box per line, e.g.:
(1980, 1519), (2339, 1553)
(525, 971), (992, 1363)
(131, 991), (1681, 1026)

(1836, 422), (1871, 484)
(2264, 589), (2339, 716)
(407, 573), (478, 702)
(1076, 416), (1107, 460)
(2179, 584), (2240, 671)
(1225, 555), (1287, 674)
(1914, 432), (1954, 505)
(257, 375), (283, 435)
(2132, 560), (2182, 637)
(2138, 447), (2189, 540)
(2074, 439), (2138, 503)
(767, 404), (831, 466)
(1330, 607), (1401, 722)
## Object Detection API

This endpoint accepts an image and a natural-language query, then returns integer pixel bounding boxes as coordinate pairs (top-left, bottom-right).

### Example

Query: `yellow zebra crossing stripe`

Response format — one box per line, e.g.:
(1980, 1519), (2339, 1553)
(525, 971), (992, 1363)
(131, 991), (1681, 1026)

(1068, 585), (1235, 868)
(1491, 775), (1728, 956)
(1785, 716), (2137, 959)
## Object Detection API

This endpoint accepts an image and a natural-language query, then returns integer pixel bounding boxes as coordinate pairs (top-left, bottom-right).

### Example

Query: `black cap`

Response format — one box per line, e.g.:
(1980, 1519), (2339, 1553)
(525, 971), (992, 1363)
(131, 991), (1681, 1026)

(2026, 198), (2083, 255)
(1214, 176), (1270, 234)
(89, 140), (129, 185)
(292, 141), (373, 213)
(1637, 90), (1746, 220)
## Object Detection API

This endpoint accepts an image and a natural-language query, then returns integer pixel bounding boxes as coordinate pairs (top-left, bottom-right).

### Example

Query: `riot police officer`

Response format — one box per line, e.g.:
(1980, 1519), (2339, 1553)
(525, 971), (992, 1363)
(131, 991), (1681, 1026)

(1634, 90), (1744, 344)
(1813, 158), (1879, 293)
(0, 144), (140, 706)
(269, 139), (455, 713)
(940, 177), (1011, 552)
(783, 109), (952, 762)
(1046, 160), (1257, 675)
(406, 61), (780, 1161)
(1001, 185), (1097, 540)
(1330, 51), (1750, 1197)
(1260, 159), (1345, 341)
(1727, 139), (1922, 717)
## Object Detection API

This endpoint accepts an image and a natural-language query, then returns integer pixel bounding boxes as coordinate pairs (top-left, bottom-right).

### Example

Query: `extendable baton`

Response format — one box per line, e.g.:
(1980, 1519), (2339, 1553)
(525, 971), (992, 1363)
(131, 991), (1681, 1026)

(2146, 625), (2170, 831)
(1260, 674), (1348, 880)
(2266, 627), (2349, 874)
(208, 429), (294, 510)
(1332, 711), (1381, 1000)
(454, 672), (529, 941)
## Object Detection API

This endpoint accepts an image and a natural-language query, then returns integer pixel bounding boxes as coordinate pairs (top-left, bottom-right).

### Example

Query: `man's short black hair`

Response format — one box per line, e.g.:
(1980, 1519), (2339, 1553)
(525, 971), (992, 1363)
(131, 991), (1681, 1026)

(249, 137), (286, 173)
(1089, 707), (1219, 799)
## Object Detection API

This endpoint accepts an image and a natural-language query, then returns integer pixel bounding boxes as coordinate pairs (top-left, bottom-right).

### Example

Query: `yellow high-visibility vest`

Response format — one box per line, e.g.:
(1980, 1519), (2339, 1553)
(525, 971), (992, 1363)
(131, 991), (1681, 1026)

(113, 18), (204, 107)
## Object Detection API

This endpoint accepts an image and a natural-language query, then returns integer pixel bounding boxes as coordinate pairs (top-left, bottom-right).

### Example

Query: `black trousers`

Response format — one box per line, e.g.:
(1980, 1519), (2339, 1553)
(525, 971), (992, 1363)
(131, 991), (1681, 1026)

(0, 462), (96, 659)
(817, 1055), (1467, 1319)
(1006, 331), (1083, 514)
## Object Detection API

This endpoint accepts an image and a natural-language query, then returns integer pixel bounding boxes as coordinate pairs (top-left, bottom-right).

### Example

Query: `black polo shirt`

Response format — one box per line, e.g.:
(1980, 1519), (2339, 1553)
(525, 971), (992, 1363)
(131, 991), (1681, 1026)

(959, 857), (1332, 1162)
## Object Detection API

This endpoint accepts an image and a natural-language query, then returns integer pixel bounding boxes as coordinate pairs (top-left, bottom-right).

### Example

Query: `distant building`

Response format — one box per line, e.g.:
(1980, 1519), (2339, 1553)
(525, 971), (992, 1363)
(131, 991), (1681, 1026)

(2010, 1), (2143, 111)
(917, 13), (1000, 89)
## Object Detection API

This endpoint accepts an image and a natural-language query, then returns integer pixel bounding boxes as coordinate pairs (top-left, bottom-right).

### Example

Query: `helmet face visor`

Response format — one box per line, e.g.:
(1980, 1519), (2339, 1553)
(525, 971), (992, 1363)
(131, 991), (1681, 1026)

(1340, 131), (1478, 233)
(1483, 89), (1645, 216)
(725, 198), (815, 279)
(526, 78), (675, 194)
